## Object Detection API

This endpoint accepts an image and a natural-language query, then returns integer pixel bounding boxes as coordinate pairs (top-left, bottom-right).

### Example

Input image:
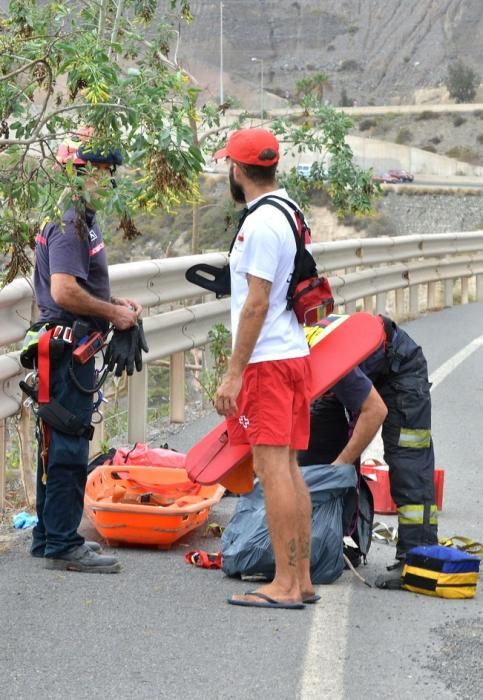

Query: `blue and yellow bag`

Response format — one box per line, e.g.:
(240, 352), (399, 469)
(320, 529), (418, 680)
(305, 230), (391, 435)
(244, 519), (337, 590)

(402, 545), (480, 599)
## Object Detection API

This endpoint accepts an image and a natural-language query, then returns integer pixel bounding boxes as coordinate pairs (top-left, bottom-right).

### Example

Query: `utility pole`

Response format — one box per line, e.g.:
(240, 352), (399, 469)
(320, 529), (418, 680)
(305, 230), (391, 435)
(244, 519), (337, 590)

(219, 2), (224, 105)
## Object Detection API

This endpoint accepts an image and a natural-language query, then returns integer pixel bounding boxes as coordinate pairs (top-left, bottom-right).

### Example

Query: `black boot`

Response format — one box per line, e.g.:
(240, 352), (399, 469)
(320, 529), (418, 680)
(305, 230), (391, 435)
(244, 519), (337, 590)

(374, 560), (404, 590)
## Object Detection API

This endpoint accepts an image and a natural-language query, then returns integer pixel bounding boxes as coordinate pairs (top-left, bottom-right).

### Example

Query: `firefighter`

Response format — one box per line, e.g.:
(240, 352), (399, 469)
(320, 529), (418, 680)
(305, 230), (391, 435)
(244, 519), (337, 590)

(299, 315), (439, 588)
(28, 129), (142, 573)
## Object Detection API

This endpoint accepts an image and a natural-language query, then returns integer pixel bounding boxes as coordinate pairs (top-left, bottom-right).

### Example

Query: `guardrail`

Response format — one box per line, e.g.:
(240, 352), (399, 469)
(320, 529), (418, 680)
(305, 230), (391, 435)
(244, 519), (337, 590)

(1, 231), (483, 501)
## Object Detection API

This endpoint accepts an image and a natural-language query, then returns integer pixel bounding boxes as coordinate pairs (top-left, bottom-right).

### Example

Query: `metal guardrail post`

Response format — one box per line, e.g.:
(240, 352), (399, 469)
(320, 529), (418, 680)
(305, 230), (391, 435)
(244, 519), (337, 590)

(427, 281), (437, 309)
(89, 421), (105, 460)
(395, 288), (405, 318)
(375, 292), (386, 314)
(477, 275), (483, 301)
(363, 295), (374, 313)
(444, 280), (453, 307)
(170, 351), (185, 423)
(127, 367), (148, 443)
(409, 286), (419, 315)
(461, 278), (469, 304)
(0, 419), (5, 512)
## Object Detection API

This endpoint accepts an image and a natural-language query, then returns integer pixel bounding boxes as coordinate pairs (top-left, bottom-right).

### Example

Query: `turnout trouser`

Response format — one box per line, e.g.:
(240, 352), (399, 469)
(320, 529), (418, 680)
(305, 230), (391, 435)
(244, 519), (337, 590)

(376, 328), (438, 559)
(32, 346), (95, 557)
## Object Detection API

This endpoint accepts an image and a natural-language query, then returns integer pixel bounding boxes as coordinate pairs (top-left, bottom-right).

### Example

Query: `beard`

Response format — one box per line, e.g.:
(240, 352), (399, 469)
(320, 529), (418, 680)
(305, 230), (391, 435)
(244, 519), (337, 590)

(229, 165), (246, 204)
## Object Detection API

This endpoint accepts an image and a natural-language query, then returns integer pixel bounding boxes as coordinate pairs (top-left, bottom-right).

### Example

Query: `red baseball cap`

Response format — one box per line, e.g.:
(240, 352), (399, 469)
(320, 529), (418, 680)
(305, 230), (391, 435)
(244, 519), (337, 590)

(214, 128), (280, 166)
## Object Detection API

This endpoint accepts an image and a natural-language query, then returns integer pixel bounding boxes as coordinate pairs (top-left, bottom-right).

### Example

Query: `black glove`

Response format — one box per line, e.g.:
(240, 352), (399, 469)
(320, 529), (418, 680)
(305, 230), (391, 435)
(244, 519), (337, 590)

(105, 320), (149, 377)
(134, 318), (149, 372)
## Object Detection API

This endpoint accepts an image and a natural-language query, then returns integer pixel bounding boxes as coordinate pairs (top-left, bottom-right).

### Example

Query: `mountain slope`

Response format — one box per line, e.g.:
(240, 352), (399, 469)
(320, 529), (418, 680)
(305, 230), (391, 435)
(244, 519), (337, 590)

(178, 0), (483, 105)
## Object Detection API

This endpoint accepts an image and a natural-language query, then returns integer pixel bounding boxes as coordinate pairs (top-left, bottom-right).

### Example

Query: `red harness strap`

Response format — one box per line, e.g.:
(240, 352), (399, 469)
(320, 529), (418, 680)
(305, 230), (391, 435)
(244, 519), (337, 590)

(184, 550), (223, 570)
(38, 328), (54, 404)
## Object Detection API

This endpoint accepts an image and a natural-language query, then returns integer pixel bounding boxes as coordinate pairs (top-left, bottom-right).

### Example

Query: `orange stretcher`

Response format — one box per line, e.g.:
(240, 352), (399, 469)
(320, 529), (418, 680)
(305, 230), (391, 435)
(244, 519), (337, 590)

(185, 312), (386, 493)
(84, 465), (225, 548)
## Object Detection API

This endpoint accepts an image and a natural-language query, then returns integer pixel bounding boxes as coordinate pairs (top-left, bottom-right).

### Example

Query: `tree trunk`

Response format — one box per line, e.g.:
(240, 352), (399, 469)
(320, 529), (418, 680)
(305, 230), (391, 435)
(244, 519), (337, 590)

(189, 112), (201, 255)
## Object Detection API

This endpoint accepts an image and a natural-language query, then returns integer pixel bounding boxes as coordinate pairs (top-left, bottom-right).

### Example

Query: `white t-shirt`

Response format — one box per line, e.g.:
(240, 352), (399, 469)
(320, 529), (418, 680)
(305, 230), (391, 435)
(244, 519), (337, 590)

(229, 188), (309, 363)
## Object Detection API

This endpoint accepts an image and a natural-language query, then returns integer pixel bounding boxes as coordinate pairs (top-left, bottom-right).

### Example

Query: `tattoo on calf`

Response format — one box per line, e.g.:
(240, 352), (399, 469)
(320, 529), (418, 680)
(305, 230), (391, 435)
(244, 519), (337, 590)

(300, 539), (310, 560)
(288, 538), (297, 567)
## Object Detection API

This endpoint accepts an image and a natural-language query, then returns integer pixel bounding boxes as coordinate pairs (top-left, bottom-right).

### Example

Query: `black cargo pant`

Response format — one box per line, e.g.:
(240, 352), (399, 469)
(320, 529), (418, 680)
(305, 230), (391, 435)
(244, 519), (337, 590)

(31, 346), (94, 557)
(376, 328), (438, 559)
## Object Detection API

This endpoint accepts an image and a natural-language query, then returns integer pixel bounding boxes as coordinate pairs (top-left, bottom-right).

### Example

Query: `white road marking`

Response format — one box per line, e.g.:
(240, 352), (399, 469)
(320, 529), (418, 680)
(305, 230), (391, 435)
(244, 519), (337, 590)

(429, 335), (483, 391)
(299, 334), (483, 699)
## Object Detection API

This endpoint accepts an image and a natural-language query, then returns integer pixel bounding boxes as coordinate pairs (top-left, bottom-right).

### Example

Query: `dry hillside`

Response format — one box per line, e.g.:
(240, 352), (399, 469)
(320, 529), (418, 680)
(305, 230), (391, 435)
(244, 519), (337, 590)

(176, 0), (483, 106)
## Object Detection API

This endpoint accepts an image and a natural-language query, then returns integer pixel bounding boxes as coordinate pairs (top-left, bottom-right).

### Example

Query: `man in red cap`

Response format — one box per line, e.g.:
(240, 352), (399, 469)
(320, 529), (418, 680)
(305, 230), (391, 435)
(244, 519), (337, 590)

(214, 128), (315, 609)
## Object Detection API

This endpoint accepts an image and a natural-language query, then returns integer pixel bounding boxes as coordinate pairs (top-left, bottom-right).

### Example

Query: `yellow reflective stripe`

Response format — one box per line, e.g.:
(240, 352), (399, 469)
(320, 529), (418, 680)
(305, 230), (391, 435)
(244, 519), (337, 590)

(397, 504), (438, 525)
(398, 428), (431, 449)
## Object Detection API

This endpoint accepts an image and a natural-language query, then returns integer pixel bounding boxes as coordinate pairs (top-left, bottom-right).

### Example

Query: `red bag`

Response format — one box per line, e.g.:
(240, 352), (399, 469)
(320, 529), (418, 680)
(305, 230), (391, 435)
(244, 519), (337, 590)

(291, 274), (334, 325)
(111, 443), (185, 468)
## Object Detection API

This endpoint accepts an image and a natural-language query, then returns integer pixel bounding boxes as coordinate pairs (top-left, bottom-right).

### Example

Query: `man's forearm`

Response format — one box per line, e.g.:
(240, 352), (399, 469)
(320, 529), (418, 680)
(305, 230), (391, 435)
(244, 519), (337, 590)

(56, 283), (118, 321)
(333, 388), (388, 465)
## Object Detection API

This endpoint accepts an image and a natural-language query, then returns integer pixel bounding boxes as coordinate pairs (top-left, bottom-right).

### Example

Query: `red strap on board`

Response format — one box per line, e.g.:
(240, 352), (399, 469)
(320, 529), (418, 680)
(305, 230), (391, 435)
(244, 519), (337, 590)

(38, 329), (54, 404)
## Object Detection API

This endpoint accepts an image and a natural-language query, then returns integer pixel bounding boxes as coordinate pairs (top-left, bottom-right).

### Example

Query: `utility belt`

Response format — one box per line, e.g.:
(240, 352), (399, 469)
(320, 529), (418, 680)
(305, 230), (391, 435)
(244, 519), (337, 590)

(19, 320), (105, 441)
(20, 321), (73, 370)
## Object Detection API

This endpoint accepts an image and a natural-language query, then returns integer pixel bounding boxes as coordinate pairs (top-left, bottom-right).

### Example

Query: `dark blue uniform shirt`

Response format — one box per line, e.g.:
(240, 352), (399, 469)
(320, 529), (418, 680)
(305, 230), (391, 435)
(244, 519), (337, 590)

(34, 207), (110, 332)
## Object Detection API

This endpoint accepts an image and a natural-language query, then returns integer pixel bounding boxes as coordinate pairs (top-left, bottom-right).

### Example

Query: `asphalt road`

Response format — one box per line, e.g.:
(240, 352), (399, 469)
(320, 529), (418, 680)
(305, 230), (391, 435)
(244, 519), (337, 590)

(1, 303), (482, 700)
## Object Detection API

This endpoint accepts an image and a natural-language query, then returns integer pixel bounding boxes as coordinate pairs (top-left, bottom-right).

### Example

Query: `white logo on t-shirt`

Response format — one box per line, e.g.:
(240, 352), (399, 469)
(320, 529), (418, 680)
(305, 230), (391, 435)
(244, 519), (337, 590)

(89, 230), (97, 241)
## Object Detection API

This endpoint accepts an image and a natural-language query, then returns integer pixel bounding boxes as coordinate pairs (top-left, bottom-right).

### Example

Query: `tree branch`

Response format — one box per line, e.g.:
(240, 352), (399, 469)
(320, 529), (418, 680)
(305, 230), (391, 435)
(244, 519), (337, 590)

(108, 0), (125, 59)
(32, 61), (53, 140)
(97, 0), (109, 45)
(0, 55), (49, 82)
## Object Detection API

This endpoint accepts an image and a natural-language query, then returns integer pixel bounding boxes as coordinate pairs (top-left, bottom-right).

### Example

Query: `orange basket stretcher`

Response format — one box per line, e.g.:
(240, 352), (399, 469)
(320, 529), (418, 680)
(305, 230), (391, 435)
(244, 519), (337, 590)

(84, 465), (225, 549)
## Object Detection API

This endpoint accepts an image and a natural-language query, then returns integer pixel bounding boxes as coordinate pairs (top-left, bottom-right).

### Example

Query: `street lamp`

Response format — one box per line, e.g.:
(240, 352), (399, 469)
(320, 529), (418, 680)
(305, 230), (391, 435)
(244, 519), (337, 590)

(219, 3), (224, 106)
(251, 56), (264, 119)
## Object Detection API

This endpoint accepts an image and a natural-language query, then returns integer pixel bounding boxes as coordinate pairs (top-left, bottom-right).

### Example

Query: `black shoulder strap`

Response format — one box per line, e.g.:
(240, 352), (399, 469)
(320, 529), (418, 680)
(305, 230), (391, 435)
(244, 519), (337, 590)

(238, 195), (305, 251)
(235, 195), (315, 307)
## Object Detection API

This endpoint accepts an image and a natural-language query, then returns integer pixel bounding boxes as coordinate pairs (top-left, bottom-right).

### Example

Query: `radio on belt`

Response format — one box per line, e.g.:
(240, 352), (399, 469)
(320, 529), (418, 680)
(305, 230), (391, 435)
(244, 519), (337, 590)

(72, 332), (105, 364)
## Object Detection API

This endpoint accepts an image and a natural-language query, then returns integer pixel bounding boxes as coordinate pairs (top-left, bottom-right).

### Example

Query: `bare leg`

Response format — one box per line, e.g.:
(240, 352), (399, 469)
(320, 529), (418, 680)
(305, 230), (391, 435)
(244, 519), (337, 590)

(289, 450), (314, 599)
(230, 444), (303, 604)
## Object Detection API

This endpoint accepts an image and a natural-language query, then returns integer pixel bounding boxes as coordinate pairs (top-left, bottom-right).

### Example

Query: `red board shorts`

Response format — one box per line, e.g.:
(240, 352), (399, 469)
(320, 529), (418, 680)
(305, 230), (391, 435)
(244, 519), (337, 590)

(226, 356), (312, 450)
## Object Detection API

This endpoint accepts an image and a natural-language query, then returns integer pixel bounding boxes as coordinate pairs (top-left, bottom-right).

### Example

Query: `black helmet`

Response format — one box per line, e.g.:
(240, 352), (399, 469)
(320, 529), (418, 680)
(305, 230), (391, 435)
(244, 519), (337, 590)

(76, 144), (123, 167)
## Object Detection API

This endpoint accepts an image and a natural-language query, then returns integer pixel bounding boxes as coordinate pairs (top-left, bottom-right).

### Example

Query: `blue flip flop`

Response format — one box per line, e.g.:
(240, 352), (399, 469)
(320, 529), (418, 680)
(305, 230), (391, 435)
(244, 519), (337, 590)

(303, 594), (321, 604)
(227, 591), (306, 609)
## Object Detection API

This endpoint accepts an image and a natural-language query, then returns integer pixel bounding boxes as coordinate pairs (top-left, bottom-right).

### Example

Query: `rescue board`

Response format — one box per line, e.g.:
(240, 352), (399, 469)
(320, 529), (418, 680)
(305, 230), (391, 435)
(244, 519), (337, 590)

(185, 312), (385, 492)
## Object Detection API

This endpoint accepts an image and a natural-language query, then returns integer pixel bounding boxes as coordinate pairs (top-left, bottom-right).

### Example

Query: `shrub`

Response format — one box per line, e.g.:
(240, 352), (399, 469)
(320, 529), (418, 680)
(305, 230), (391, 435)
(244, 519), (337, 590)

(339, 88), (353, 107)
(445, 60), (479, 103)
(422, 144), (437, 153)
(430, 136), (442, 145)
(416, 110), (439, 121)
(359, 118), (377, 131)
(446, 146), (480, 164)
(453, 115), (466, 127)
(339, 59), (360, 72)
(395, 127), (413, 144)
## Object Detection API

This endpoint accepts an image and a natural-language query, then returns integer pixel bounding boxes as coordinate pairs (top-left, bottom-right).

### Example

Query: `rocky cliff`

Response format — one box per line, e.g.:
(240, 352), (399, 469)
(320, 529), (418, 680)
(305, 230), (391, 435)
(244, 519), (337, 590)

(176, 0), (483, 106)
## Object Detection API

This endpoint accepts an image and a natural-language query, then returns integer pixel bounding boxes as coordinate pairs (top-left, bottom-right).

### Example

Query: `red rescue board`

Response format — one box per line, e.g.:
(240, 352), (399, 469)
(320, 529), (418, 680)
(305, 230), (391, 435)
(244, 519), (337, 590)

(185, 313), (385, 492)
